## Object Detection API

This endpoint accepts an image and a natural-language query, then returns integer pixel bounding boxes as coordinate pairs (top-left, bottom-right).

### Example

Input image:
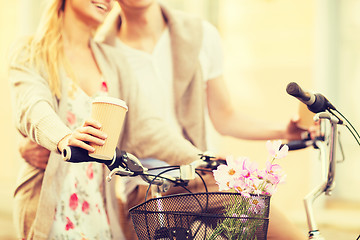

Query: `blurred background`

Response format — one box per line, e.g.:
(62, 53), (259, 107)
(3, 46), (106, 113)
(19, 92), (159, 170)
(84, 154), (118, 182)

(1, 0), (360, 239)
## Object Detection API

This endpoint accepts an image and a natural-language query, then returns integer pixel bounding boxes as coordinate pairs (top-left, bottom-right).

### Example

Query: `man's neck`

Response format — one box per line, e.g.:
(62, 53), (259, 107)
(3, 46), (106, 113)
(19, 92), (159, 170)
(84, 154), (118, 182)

(117, 3), (167, 53)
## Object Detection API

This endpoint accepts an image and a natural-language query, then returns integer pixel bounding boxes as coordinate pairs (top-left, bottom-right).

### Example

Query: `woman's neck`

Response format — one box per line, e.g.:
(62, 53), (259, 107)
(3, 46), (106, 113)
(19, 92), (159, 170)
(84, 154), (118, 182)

(62, 10), (93, 50)
(117, 3), (167, 53)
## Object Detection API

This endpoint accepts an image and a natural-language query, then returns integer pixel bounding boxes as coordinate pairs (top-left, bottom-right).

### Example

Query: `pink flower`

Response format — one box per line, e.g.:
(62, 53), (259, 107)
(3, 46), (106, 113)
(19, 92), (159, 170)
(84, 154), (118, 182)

(263, 183), (277, 195)
(69, 193), (78, 211)
(86, 163), (94, 180)
(82, 201), (90, 214)
(240, 157), (258, 178)
(247, 177), (263, 195)
(249, 197), (266, 215)
(65, 217), (74, 231)
(233, 177), (249, 195)
(266, 140), (288, 159)
(66, 111), (76, 126)
(264, 161), (285, 185)
(101, 81), (108, 92)
(265, 161), (282, 173)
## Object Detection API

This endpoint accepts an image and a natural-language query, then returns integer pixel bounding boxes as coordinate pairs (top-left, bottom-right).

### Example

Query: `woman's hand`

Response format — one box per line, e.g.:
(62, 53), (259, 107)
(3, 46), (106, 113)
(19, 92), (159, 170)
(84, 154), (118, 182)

(57, 119), (107, 153)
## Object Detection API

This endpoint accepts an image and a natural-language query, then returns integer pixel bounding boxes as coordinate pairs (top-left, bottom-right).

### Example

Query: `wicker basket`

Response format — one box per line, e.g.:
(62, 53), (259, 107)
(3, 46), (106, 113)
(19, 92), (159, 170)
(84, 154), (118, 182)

(129, 192), (270, 240)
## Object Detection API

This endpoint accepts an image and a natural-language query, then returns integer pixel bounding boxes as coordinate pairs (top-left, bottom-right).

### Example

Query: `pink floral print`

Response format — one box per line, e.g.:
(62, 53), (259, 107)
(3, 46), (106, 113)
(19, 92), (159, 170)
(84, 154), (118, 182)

(69, 193), (78, 211)
(86, 163), (94, 180)
(65, 217), (74, 231)
(82, 201), (90, 214)
(66, 111), (76, 126)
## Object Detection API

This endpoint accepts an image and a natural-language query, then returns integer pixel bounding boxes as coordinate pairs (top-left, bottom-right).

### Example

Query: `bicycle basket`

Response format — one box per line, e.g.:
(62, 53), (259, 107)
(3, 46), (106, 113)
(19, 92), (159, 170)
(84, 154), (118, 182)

(129, 192), (270, 240)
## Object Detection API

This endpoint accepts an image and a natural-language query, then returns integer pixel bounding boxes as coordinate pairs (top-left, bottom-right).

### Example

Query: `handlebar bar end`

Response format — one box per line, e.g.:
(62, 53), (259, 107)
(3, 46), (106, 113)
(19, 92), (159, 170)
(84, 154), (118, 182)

(62, 146), (71, 162)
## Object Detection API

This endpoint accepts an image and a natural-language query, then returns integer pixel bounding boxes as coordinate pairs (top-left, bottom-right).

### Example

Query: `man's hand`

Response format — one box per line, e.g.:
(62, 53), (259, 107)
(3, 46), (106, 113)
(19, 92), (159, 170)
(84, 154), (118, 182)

(285, 118), (309, 141)
(19, 138), (50, 170)
(285, 117), (320, 141)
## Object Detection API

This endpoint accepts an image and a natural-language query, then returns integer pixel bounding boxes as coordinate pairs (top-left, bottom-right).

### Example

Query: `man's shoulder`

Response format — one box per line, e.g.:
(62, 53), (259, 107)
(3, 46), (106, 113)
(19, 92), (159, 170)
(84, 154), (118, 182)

(164, 5), (219, 40)
(201, 20), (221, 38)
(169, 7), (202, 27)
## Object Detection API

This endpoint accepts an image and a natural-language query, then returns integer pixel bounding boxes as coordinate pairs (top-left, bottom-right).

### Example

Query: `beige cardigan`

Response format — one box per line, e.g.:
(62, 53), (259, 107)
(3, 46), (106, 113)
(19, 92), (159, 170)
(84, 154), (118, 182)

(96, 3), (207, 151)
(9, 40), (201, 239)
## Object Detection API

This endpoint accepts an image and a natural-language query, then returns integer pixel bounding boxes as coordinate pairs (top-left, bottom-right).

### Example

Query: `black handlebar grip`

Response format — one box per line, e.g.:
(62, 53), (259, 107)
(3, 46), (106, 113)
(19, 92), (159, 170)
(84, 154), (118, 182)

(286, 82), (311, 101)
(62, 146), (137, 172)
(62, 146), (114, 165)
(283, 140), (313, 151)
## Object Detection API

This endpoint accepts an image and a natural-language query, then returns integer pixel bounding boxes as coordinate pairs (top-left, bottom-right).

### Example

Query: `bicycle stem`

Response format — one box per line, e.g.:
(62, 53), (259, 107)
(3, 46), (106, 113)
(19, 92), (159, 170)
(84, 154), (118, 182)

(304, 112), (339, 239)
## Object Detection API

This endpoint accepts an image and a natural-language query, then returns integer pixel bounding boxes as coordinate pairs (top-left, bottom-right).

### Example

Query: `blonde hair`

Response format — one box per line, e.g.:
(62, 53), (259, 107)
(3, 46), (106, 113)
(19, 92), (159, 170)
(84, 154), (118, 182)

(9, 0), (67, 99)
(12, 0), (103, 99)
(27, 0), (66, 99)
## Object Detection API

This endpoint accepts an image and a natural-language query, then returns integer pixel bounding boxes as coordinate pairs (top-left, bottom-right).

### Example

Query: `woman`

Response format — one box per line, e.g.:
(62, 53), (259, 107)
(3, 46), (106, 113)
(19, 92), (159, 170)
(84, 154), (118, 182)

(8, 0), (201, 239)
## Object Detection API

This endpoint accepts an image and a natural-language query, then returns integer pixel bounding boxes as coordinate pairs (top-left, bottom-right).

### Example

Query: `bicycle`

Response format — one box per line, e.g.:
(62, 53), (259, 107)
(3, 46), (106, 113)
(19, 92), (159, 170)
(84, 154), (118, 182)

(61, 82), (359, 240)
(63, 146), (271, 240)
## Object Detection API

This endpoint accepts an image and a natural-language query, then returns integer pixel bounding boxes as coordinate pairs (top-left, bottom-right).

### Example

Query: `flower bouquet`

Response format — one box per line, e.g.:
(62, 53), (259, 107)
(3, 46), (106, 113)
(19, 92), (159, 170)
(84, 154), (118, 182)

(208, 140), (288, 240)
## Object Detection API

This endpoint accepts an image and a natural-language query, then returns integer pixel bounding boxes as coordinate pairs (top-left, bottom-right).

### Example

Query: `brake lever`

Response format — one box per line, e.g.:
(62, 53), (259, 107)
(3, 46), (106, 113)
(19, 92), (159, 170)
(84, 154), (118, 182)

(106, 167), (134, 182)
(198, 152), (224, 169)
(336, 130), (345, 163)
(118, 151), (147, 173)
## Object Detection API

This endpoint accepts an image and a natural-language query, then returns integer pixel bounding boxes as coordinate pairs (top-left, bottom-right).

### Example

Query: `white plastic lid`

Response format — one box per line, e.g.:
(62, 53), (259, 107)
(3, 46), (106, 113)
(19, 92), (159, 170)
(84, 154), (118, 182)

(92, 96), (128, 110)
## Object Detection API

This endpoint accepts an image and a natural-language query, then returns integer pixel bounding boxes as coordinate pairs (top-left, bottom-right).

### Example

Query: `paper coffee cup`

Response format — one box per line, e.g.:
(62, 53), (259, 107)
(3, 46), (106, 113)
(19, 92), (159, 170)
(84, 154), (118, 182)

(89, 96), (128, 160)
(297, 102), (315, 130)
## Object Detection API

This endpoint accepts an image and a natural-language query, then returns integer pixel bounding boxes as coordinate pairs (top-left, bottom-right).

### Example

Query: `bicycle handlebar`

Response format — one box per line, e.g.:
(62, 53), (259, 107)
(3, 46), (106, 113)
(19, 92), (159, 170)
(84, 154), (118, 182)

(284, 136), (326, 151)
(62, 145), (224, 188)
